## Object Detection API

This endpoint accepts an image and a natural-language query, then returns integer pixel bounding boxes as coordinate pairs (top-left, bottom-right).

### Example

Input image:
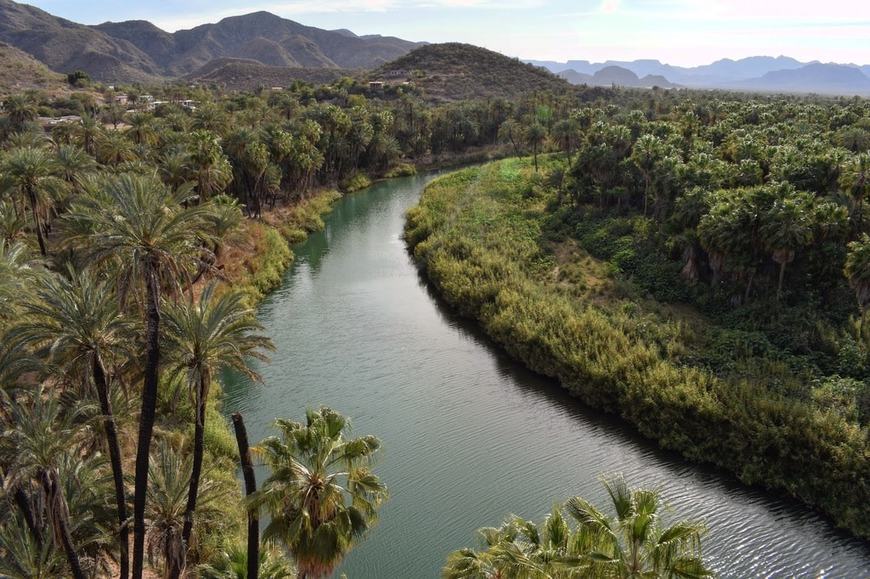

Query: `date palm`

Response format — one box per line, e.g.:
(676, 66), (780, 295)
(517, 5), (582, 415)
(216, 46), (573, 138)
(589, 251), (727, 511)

(162, 282), (272, 568)
(2, 391), (89, 579)
(11, 269), (135, 578)
(249, 407), (388, 579)
(3, 95), (38, 132)
(0, 513), (66, 579)
(61, 172), (211, 579)
(0, 147), (65, 255)
(565, 476), (710, 579)
(146, 439), (221, 579)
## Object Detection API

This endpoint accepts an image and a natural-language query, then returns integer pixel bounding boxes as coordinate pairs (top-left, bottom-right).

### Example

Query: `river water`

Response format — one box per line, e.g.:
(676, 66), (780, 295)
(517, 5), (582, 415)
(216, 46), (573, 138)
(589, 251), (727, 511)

(223, 172), (869, 578)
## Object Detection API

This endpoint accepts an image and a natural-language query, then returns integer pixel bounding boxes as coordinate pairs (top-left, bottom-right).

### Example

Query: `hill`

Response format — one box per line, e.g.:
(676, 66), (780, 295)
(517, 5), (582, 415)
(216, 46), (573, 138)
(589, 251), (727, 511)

(185, 58), (353, 91)
(374, 43), (570, 102)
(0, 40), (65, 93)
(0, 0), (420, 81)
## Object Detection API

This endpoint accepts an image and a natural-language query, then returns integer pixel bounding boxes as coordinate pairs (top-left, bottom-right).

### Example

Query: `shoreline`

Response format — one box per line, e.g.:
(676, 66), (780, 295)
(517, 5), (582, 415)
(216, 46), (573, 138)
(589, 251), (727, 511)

(404, 158), (870, 542)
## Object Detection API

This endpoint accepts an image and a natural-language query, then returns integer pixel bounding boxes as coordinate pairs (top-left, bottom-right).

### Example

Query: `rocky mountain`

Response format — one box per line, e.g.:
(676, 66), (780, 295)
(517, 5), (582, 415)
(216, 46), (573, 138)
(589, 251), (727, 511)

(529, 55), (869, 95)
(730, 63), (870, 95)
(0, 40), (65, 92)
(374, 43), (571, 102)
(558, 65), (676, 89)
(0, 0), (421, 82)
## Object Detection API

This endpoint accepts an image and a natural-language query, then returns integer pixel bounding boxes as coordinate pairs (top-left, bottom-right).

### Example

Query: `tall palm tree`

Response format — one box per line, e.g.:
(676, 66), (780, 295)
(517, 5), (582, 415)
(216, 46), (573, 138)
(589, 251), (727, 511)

(11, 269), (134, 578)
(845, 234), (870, 319)
(162, 283), (272, 568)
(248, 407), (388, 579)
(189, 131), (233, 202)
(760, 191), (814, 300)
(565, 476), (710, 578)
(0, 147), (65, 255)
(96, 130), (137, 167)
(61, 172), (211, 579)
(2, 391), (88, 579)
(146, 439), (221, 579)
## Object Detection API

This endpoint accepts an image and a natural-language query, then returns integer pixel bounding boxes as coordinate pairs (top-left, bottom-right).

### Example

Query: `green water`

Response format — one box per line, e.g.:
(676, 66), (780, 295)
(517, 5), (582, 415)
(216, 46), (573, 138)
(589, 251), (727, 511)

(223, 173), (869, 578)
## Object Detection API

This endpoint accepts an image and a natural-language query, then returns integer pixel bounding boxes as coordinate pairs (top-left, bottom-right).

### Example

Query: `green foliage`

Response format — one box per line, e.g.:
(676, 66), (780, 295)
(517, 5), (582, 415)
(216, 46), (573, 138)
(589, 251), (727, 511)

(407, 158), (870, 540)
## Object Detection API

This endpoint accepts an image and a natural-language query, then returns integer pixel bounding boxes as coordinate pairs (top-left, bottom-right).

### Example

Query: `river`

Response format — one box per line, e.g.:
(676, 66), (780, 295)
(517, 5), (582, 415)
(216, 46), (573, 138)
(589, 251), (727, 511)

(223, 172), (870, 578)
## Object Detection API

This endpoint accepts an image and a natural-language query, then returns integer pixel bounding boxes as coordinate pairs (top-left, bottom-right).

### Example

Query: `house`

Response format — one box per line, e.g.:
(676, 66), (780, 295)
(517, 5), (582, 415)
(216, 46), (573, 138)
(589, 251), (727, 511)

(113, 94), (128, 105)
(384, 69), (407, 79)
(179, 99), (197, 110)
(368, 81), (385, 90)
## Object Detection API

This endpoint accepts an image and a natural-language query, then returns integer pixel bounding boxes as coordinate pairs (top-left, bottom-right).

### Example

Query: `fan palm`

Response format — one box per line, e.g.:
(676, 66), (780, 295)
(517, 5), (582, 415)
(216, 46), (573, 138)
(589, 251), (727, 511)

(760, 191), (814, 300)
(162, 282), (272, 564)
(0, 146), (66, 255)
(845, 234), (870, 316)
(61, 172), (212, 579)
(565, 476), (711, 578)
(11, 268), (135, 578)
(198, 542), (296, 579)
(249, 407), (388, 579)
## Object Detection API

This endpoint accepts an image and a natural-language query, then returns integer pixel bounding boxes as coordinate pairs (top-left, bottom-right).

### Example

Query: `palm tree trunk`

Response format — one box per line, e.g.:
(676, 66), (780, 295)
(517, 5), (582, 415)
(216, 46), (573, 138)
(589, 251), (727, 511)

(132, 258), (162, 579)
(232, 412), (259, 579)
(180, 371), (209, 565)
(12, 485), (42, 547)
(42, 469), (85, 579)
(777, 261), (787, 300)
(26, 187), (46, 256)
(93, 353), (129, 579)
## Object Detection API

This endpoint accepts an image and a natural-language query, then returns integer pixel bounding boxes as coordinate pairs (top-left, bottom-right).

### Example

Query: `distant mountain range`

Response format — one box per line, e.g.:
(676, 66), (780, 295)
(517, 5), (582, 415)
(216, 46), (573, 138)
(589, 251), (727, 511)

(0, 0), (421, 82)
(529, 56), (870, 95)
(0, 0), (868, 97)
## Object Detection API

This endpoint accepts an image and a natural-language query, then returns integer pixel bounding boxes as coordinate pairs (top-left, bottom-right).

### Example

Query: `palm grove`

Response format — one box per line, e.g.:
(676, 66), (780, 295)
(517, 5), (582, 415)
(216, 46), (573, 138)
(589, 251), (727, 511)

(0, 73), (867, 577)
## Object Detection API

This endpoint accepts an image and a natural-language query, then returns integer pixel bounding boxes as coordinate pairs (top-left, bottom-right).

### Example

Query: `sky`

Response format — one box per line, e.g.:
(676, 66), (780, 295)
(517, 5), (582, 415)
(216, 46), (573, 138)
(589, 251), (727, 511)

(24, 0), (870, 66)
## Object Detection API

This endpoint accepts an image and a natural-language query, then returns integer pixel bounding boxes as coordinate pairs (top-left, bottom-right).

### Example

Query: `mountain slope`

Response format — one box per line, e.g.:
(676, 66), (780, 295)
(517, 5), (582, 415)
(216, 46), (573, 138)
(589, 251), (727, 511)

(0, 0), (421, 81)
(99, 10), (420, 76)
(0, 41), (65, 92)
(375, 43), (570, 101)
(185, 58), (352, 91)
(732, 63), (870, 95)
(0, 0), (161, 81)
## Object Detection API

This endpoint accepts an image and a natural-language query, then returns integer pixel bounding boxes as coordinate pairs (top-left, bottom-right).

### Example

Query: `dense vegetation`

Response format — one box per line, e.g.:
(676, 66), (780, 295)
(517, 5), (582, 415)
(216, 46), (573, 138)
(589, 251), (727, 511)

(406, 99), (870, 538)
(1, 69), (867, 577)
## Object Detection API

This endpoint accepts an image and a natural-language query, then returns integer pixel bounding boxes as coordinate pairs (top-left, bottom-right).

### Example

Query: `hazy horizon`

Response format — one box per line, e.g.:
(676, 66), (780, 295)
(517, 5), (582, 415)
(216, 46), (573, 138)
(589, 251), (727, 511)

(21, 0), (870, 67)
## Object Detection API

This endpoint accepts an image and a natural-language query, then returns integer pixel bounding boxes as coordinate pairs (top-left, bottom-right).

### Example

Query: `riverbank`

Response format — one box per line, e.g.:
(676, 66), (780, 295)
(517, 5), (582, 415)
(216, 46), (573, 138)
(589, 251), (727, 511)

(404, 158), (870, 540)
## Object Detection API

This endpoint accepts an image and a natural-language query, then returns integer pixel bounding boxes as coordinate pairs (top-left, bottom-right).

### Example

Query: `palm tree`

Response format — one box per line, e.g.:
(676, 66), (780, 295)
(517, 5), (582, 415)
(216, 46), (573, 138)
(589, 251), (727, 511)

(96, 130), (137, 167)
(444, 509), (577, 579)
(162, 283), (272, 567)
(75, 115), (101, 157)
(11, 269), (134, 578)
(0, 513), (67, 579)
(0, 147), (65, 255)
(198, 542), (295, 579)
(146, 439), (221, 579)
(61, 172), (211, 579)
(565, 476), (711, 578)
(2, 391), (88, 579)
(525, 123), (547, 172)
(189, 130), (233, 202)
(248, 407), (388, 579)
(760, 191), (814, 300)
(845, 234), (870, 318)
(54, 144), (96, 188)
(3, 95), (38, 132)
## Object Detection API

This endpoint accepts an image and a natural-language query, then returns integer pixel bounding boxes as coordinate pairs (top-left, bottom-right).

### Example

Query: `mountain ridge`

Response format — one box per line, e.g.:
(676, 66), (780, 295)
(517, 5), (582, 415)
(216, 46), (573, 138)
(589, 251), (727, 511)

(0, 0), (421, 81)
